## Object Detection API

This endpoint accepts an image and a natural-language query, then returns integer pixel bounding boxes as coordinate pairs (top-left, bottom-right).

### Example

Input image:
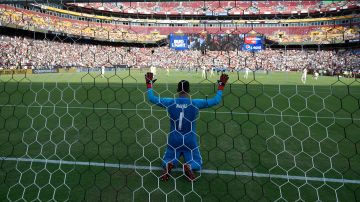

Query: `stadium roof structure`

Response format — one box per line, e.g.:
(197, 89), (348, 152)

(2, 0), (257, 3)
(0, 0), (326, 4)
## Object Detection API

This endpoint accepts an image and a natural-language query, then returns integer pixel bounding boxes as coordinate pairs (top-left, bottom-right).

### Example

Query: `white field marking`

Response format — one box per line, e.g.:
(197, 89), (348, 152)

(0, 104), (358, 121)
(1, 157), (360, 185)
(2, 80), (360, 94)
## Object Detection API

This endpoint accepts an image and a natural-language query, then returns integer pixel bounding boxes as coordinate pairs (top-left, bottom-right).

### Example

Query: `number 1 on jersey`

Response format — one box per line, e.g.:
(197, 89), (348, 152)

(178, 111), (184, 130)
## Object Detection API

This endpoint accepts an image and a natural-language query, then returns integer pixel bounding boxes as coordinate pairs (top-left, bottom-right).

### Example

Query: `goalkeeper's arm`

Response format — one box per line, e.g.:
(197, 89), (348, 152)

(193, 74), (229, 109)
(145, 72), (173, 108)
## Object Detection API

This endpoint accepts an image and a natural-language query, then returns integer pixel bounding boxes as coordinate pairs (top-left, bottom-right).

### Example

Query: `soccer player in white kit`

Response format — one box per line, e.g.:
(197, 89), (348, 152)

(166, 67), (170, 76)
(244, 67), (249, 79)
(201, 66), (206, 78)
(314, 71), (319, 80)
(301, 68), (308, 84)
(210, 66), (214, 77)
(150, 66), (157, 76)
(101, 66), (105, 78)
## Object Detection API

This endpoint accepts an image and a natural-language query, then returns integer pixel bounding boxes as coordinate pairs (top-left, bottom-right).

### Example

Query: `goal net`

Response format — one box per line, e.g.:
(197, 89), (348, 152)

(0, 1), (360, 201)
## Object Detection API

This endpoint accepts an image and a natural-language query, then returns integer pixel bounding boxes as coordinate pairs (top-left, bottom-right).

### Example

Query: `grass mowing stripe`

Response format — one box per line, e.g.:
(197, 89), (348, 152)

(0, 104), (357, 121)
(2, 156), (360, 185)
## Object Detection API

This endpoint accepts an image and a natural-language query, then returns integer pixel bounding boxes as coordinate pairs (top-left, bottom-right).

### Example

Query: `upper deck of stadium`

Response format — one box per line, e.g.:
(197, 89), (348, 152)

(66, 0), (359, 19)
(0, 1), (359, 45)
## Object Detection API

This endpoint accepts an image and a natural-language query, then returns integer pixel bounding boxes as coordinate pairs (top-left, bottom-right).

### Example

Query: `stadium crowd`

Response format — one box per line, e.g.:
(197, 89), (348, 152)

(1, 5), (359, 45)
(0, 6), (167, 43)
(1, 35), (359, 75)
(71, 0), (359, 16)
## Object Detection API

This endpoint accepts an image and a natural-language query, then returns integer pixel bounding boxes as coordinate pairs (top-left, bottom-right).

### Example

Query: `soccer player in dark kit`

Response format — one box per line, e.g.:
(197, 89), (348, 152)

(145, 72), (229, 181)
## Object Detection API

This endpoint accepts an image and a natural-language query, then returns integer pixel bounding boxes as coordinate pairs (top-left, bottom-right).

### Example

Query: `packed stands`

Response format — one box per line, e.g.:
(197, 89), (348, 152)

(68, 0), (359, 16)
(267, 25), (359, 44)
(0, 5), (359, 45)
(0, 5), (167, 43)
(1, 34), (359, 75)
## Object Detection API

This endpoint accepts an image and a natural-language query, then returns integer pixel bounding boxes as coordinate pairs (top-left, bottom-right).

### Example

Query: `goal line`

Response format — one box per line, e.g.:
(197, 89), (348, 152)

(1, 156), (360, 185)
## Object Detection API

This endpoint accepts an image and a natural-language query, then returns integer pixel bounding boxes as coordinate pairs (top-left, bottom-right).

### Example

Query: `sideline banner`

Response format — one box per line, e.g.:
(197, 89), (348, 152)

(58, 67), (77, 73)
(32, 69), (58, 74)
(0, 69), (32, 75)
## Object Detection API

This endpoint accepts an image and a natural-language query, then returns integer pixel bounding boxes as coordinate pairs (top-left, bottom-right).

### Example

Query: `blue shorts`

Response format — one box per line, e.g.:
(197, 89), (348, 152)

(162, 145), (202, 171)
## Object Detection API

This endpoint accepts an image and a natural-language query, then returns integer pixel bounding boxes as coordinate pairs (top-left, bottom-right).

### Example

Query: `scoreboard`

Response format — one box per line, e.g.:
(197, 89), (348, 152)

(169, 34), (189, 51)
(242, 36), (264, 51)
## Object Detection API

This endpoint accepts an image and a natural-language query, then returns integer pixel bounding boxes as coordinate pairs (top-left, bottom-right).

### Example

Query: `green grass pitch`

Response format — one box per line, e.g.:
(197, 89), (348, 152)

(0, 69), (360, 201)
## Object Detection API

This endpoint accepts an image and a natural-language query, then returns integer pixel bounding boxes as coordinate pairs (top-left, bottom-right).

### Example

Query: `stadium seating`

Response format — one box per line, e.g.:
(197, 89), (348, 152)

(0, 5), (167, 43)
(68, 1), (359, 16)
(0, 4), (358, 45)
(1, 32), (359, 74)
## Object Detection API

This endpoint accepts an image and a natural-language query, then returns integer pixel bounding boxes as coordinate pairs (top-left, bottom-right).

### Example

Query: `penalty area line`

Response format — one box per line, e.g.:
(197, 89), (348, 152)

(1, 157), (360, 185)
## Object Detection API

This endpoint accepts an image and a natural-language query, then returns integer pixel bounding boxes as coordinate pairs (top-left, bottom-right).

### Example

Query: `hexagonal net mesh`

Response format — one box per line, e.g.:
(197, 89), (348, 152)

(0, 1), (360, 201)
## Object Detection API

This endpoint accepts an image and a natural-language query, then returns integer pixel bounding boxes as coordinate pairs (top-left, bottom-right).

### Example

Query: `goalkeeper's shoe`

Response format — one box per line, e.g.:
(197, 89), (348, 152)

(183, 164), (196, 182)
(160, 162), (174, 181)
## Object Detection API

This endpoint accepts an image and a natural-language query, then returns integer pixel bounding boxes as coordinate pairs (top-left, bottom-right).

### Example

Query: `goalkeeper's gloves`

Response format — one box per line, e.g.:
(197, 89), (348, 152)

(217, 74), (229, 90)
(145, 72), (157, 88)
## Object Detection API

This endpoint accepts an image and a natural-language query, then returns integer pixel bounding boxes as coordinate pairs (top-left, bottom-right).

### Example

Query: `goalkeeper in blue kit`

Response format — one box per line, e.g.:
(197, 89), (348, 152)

(145, 72), (229, 181)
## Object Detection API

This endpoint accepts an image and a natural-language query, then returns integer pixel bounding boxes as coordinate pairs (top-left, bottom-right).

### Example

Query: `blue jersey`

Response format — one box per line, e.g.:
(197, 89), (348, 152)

(147, 89), (222, 146)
